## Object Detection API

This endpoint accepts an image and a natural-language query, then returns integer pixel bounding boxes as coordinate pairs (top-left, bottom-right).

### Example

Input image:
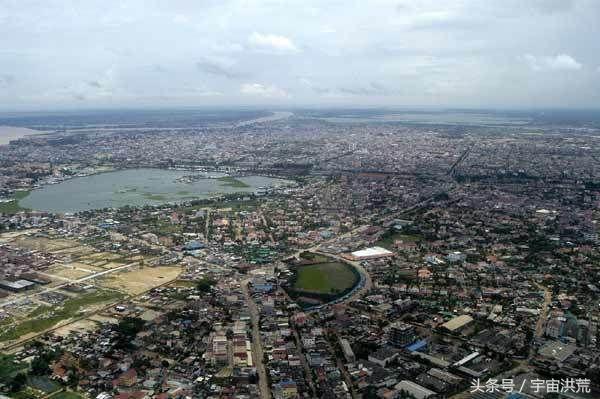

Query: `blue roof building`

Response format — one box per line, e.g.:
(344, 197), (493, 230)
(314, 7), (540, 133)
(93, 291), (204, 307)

(184, 240), (205, 251)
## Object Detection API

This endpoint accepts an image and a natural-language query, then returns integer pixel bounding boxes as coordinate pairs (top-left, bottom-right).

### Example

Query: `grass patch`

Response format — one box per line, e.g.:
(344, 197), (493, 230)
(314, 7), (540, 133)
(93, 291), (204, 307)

(170, 280), (197, 288)
(0, 290), (124, 342)
(294, 262), (358, 294)
(376, 231), (422, 250)
(299, 251), (329, 264)
(27, 376), (61, 393)
(52, 392), (84, 399)
(9, 388), (39, 399)
(0, 190), (30, 214)
(217, 176), (250, 188)
(114, 187), (138, 194)
(142, 193), (168, 201)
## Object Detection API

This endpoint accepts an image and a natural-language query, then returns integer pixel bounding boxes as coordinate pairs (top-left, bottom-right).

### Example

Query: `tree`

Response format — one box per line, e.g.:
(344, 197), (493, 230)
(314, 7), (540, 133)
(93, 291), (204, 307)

(67, 368), (80, 388)
(115, 317), (146, 349)
(196, 278), (216, 293)
(117, 317), (146, 337)
(30, 347), (61, 376)
(9, 373), (27, 392)
(31, 355), (51, 375)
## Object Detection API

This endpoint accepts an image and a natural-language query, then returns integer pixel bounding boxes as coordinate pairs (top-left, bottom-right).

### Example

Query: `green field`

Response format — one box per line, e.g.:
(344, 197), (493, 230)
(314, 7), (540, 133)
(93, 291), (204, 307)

(0, 290), (124, 342)
(294, 261), (358, 294)
(217, 176), (250, 188)
(0, 190), (30, 214)
(376, 231), (422, 249)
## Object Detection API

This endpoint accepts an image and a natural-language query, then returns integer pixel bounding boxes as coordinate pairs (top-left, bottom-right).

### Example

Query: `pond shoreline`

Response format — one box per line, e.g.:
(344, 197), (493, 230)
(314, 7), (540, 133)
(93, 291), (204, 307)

(18, 168), (291, 214)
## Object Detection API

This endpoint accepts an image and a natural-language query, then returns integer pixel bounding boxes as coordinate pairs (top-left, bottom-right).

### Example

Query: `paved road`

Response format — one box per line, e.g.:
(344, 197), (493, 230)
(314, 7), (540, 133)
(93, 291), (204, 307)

(534, 282), (552, 337)
(242, 281), (271, 399)
(205, 208), (211, 240)
(329, 332), (357, 398)
(291, 323), (317, 397)
(260, 212), (275, 243)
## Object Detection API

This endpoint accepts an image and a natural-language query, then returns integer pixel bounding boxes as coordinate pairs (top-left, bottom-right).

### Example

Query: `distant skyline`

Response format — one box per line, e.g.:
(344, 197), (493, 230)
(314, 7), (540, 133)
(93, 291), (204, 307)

(1, 0), (600, 110)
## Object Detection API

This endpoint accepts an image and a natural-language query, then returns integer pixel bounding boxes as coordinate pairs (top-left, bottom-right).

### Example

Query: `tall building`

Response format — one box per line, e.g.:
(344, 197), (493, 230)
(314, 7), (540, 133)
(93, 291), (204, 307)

(577, 320), (591, 347)
(545, 317), (565, 339)
(389, 321), (416, 347)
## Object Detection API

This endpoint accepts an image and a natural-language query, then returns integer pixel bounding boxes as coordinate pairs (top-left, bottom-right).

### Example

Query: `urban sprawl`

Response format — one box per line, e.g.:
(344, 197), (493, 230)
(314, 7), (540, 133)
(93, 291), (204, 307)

(0, 111), (599, 399)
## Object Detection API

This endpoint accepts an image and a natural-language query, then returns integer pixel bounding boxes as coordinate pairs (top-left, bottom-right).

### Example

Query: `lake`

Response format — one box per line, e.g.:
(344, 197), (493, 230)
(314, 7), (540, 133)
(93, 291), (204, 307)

(20, 168), (289, 213)
(317, 112), (531, 126)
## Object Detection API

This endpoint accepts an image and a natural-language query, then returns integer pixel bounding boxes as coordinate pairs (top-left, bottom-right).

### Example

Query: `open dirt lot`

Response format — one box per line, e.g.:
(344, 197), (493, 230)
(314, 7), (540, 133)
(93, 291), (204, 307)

(53, 319), (101, 337)
(100, 265), (182, 295)
(46, 263), (103, 280)
(0, 230), (40, 243)
(11, 237), (73, 252)
(88, 314), (119, 325)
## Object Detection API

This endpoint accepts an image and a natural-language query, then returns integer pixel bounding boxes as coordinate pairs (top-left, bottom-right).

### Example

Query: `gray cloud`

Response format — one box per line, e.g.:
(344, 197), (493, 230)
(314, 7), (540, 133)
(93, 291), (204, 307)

(195, 58), (244, 79)
(530, 0), (575, 15)
(0, 0), (598, 110)
(522, 53), (583, 71)
(0, 74), (15, 88)
(88, 80), (103, 88)
(338, 82), (400, 96)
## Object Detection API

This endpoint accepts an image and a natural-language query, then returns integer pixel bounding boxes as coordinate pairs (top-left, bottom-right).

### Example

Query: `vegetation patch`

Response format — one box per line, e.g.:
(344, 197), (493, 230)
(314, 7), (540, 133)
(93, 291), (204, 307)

(52, 392), (85, 399)
(0, 354), (27, 385)
(170, 279), (198, 288)
(293, 262), (357, 294)
(0, 190), (31, 214)
(286, 253), (360, 308)
(376, 230), (422, 250)
(298, 251), (330, 263)
(142, 193), (168, 201)
(27, 376), (61, 394)
(217, 176), (250, 188)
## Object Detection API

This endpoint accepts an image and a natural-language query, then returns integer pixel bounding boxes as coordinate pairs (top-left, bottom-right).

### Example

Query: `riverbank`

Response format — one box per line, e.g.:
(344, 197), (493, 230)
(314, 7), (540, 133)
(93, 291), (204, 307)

(0, 191), (30, 214)
(0, 126), (45, 145)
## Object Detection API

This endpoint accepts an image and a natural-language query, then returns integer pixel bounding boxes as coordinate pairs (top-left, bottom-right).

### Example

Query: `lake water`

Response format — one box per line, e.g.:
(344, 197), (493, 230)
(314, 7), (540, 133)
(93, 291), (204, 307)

(317, 112), (531, 126)
(20, 168), (289, 213)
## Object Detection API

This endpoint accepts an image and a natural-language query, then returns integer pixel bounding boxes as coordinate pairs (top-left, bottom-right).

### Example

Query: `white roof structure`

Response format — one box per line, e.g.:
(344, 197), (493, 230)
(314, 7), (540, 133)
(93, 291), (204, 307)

(350, 246), (394, 259)
(395, 380), (436, 399)
(441, 314), (474, 332)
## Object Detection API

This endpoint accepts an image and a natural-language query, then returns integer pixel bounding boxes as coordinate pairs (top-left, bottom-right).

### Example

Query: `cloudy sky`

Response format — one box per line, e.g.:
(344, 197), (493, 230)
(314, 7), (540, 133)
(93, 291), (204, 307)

(1, 0), (599, 110)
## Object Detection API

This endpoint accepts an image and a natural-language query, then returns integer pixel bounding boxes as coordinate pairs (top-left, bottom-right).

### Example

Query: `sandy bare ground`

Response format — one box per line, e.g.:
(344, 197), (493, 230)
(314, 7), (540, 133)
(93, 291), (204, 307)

(53, 319), (100, 337)
(100, 265), (182, 295)
(12, 236), (81, 252)
(46, 263), (104, 280)
(0, 229), (40, 242)
(88, 314), (119, 324)
(0, 126), (45, 145)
